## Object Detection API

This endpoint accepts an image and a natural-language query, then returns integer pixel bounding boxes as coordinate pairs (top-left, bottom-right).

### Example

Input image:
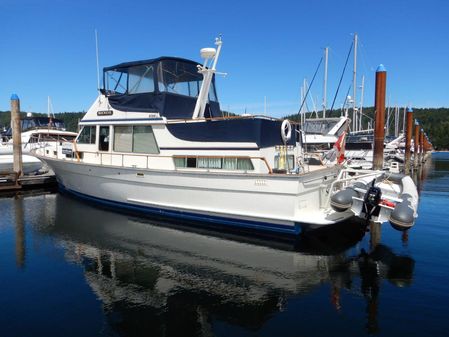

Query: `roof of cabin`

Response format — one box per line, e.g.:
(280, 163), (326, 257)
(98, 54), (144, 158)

(103, 56), (200, 72)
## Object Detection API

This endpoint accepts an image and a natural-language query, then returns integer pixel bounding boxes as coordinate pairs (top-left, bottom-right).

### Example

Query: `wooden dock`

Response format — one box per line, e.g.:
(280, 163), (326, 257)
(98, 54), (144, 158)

(0, 171), (57, 194)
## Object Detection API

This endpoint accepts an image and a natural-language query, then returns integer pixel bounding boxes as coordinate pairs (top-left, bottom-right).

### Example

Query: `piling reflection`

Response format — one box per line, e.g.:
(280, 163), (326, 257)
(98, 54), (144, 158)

(13, 196), (25, 268)
(35, 193), (415, 336)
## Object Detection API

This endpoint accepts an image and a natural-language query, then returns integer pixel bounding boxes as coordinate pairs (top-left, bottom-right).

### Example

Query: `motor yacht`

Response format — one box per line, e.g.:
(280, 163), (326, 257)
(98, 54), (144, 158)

(35, 37), (418, 235)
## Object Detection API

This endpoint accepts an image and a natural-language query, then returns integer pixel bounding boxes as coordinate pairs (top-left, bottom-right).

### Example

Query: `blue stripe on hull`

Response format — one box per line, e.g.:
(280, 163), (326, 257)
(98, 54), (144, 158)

(59, 185), (302, 236)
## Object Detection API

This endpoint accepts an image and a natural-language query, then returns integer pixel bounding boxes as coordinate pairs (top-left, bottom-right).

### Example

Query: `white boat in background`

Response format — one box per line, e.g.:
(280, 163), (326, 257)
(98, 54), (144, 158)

(344, 132), (405, 170)
(302, 116), (349, 152)
(0, 154), (42, 174)
(0, 115), (77, 173)
(36, 37), (419, 236)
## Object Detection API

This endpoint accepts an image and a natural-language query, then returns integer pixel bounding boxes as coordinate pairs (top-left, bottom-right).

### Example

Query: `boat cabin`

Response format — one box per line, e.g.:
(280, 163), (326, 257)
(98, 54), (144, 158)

(63, 53), (323, 175)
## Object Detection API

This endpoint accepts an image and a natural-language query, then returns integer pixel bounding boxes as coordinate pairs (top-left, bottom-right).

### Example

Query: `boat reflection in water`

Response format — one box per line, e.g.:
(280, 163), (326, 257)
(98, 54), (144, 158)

(35, 193), (415, 335)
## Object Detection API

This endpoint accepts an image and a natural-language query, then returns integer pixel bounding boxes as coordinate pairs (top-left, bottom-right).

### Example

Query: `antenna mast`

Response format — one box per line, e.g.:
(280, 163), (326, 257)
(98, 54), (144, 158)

(95, 29), (100, 91)
(192, 37), (223, 119)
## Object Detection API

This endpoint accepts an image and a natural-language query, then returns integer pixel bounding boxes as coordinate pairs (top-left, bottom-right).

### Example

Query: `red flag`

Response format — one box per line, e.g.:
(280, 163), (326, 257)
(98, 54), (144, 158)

(333, 131), (347, 164)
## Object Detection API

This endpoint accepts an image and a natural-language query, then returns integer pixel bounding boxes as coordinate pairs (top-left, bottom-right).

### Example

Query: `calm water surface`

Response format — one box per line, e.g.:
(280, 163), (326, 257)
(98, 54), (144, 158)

(1, 153), (448, 337)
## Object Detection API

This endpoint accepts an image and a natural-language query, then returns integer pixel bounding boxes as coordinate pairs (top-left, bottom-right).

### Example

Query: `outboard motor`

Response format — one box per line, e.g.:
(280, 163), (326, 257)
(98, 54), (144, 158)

(362, 181), (382, 220)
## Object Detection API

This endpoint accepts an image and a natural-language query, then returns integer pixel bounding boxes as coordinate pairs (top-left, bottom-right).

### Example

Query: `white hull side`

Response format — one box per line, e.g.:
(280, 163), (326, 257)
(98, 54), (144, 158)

(0, 154), (42, 174)
(40, 157), (353, 234)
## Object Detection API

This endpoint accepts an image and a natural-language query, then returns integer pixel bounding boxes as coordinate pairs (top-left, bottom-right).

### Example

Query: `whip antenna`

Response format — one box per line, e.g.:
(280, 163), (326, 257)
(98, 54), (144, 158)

(95, 29), (100, 91)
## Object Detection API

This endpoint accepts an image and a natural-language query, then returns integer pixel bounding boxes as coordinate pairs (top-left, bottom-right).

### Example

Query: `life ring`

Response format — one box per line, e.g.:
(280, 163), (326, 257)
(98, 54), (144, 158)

(281, 119), (292, 143)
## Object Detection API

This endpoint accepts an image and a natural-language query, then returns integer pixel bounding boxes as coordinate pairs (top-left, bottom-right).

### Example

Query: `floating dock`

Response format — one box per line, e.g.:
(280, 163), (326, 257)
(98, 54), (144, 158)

(0, 171), (57, 193)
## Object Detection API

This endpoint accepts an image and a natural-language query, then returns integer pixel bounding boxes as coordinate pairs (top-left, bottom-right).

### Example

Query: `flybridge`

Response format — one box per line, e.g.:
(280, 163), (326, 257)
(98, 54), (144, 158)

(101, 56), (222, 119)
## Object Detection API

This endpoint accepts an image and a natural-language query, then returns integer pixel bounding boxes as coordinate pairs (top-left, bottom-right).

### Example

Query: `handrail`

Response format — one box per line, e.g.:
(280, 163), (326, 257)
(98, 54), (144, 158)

(165, 114), (284, 124)
(54, 149), (273, 174)
(73, 140), (80, 162)
(326, 169), (384, 205)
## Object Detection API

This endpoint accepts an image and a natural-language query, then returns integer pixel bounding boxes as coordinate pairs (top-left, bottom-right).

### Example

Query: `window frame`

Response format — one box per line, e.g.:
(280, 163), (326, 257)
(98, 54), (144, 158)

(76, 126), (97, 144)
(113, 125), (159, 154)
(173, 156), (254, 171)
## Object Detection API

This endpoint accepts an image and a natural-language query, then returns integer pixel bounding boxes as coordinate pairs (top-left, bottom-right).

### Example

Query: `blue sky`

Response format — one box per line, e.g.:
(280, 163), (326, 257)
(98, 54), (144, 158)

(0, 0), (448, 117)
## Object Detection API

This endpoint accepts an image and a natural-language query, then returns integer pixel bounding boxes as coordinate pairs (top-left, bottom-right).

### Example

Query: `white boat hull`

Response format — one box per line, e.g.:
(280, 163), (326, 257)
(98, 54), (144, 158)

(0, 154), (42, 174)
(40, 157), (354, 236)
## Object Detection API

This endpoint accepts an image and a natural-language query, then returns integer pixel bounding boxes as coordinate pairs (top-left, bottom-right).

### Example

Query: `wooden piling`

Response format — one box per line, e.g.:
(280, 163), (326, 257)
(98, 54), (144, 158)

(419, 129), (424, 163)
(404, 107), (413, 172)
(373, 65), (387, 170)
(11, 94), (23, 179)
(414, 121), (420, 168)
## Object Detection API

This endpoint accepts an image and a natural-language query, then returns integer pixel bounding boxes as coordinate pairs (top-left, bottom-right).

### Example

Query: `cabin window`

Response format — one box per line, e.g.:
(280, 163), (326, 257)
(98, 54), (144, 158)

(173, 157), (186, 168)
(133, 126), (158, 153)
(77, 126), (96, 144)
(223, 158), (254, 170)
(114, 126), (132, 152)
(113, 125), (159, 154)
(197, 157), (222, 169)
(128, 65), (155, 94)
(174, 157), (253, 171)
(186, 157), (197, 168)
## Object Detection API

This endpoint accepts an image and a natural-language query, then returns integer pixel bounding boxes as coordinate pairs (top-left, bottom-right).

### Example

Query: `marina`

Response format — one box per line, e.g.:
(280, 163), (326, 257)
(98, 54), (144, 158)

(1, 1), (448, 336)
(0, 152), (447, 336)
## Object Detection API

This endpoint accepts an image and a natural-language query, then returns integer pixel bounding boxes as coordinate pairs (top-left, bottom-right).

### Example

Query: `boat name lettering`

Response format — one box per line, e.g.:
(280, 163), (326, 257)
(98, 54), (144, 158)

(61, 142), (73, 155)
(97, 110), (113, 116)
(61, 148), (73, 155)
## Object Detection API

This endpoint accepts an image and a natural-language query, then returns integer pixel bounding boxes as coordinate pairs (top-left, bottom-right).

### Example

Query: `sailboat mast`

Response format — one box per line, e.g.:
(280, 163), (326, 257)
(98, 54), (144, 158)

(386, 96), (391, 136)
(322, 47), (328, 119)
(359, 74), (365, 130)
(394, 106), (399, 137)
(402, 106), (407, 134)
(352, 33), (358, 131)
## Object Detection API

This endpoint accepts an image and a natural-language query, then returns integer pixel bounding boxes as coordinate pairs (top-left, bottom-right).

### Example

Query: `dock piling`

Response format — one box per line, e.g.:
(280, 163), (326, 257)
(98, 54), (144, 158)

(404, 107), (413, 172)
(11, 94), (23, 179)
(373, 65), (387, 170)
(414, 121), (420, 168)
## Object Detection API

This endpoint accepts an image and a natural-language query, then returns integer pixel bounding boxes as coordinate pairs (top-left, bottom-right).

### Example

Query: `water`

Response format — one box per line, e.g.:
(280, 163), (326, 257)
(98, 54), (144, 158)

(1, 153), (448, 337)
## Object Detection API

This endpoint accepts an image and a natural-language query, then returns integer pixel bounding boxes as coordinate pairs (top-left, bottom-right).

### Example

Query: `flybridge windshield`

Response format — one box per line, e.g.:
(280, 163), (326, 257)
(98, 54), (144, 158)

(303, 120), (338, 135)
(104, 59), (217, 101)
(105, 65), (155, 95)
(4, 117), (66, 136)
